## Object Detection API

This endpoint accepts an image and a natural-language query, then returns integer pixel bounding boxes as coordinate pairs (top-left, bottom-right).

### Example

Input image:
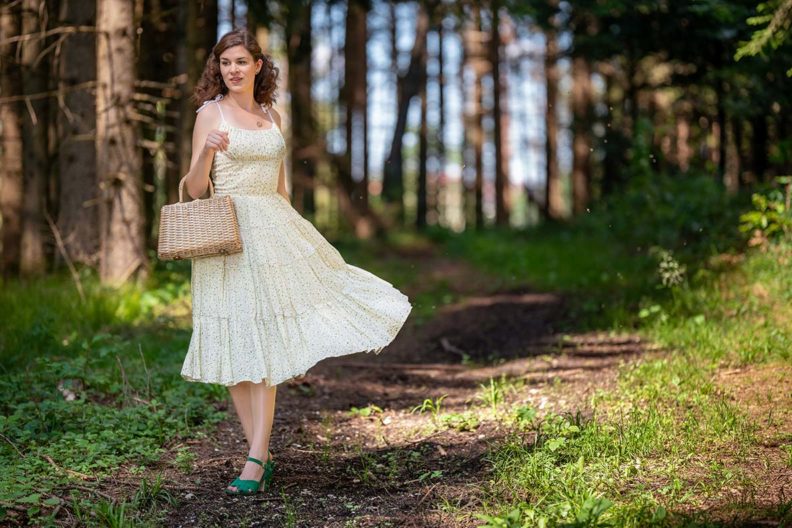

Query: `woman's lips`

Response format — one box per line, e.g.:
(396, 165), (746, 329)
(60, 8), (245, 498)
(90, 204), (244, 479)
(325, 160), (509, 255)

(230, 77), (242, 83)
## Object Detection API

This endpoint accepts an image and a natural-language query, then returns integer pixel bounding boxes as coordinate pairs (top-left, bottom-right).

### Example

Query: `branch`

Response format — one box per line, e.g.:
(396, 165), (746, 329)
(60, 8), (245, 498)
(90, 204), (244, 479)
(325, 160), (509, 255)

(43, 208), (86, 304)
(0, 79), (96, 105)
(0, 25), (95, 46)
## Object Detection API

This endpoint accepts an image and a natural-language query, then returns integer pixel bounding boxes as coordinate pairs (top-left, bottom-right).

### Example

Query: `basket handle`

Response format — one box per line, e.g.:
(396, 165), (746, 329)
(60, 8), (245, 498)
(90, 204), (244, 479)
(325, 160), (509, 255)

(178, 175), (215, 203)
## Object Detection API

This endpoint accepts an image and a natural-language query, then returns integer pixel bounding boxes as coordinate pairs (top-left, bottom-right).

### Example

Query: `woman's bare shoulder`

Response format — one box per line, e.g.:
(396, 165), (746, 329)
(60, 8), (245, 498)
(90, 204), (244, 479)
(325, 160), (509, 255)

(194, 100), (221, 129)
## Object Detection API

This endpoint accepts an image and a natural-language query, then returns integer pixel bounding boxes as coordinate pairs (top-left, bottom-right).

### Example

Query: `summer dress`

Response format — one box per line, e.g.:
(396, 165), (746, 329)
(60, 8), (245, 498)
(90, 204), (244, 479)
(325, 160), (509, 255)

(180, 94), (412, 386)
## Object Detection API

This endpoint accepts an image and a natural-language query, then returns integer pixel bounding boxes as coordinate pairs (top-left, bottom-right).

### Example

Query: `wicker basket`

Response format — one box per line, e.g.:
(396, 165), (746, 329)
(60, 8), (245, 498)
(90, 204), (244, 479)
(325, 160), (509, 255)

(157, 175), (243, 260)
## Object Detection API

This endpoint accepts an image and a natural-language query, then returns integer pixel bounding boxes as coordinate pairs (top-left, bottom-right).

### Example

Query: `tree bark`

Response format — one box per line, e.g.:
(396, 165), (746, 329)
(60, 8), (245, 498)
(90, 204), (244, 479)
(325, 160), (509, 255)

(490, 1), (510, 227)
(473, 8), (484, 231)
(544, 21), (563, 220)
(342, 0), (372, 237)
(435, 19), (446, 226)
(284, 2), (317, 216)
(96, 0), (147, 285)
(382, 3), (429, 223)
(177, 0), (217, 203)
(571, 56), (591, 215)
(138, 0), (182, 252)
(674, 109), (691, 173)
(417, 25), (428, 230)
(0, 4), (24, 277)
(724, 115), (741, 194)
(19, 0), (50, 276)
(716, 81), (727, 185)
(56, 0), (98, 267)
(461, 5), (485, 230)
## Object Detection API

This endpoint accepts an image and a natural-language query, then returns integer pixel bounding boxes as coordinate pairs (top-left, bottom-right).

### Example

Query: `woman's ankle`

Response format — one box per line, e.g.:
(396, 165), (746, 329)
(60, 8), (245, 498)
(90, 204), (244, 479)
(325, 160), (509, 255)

(248, 449), (272, 462)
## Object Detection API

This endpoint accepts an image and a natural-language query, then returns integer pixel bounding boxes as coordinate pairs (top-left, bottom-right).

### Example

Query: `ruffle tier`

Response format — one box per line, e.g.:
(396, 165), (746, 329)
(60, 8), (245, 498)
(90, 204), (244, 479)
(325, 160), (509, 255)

(181, 193), (412, 386)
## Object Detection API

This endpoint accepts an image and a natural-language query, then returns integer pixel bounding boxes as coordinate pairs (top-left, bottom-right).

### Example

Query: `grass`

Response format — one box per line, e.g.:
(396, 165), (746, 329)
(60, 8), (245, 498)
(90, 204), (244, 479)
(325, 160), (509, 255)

(430, 176), (791, 526)
(0, 244), (423, 526)
(0, 264), (227, 526)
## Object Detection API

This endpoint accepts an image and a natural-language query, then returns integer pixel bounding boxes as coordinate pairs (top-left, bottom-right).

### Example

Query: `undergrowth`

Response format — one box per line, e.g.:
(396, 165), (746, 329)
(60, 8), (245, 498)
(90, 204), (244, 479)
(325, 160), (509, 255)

(432, 173), (792, 526)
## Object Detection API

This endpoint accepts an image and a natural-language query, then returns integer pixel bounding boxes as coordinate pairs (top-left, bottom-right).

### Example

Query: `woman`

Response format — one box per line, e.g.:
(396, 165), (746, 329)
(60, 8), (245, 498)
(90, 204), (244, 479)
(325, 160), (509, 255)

(179, 29), (412, 495)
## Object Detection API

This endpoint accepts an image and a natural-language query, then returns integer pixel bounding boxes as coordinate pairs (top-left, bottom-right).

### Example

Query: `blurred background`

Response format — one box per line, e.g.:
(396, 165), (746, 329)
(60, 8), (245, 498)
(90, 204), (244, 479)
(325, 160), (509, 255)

(1, 0), (789, 284)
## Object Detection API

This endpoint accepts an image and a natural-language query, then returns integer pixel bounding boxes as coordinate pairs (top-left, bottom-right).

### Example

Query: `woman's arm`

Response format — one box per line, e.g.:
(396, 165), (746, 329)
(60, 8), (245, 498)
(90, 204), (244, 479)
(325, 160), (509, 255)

(184, 104), (229, 200)
(270, 108), (290, 205)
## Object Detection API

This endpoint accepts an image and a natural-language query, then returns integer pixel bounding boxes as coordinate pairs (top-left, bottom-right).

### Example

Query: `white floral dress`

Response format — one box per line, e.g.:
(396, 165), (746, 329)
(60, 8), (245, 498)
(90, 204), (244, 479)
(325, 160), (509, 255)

(180, 94), (412, 386)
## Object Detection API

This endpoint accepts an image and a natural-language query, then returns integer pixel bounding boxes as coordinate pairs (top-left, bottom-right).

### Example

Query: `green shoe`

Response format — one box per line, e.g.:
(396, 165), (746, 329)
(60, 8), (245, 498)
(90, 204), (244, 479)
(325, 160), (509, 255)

(225, 455), (270, 495)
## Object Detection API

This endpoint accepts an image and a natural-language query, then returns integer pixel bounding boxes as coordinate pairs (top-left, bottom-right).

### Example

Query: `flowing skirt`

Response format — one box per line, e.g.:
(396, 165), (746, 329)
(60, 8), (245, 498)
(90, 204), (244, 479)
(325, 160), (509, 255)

(180, 193), (412, 386)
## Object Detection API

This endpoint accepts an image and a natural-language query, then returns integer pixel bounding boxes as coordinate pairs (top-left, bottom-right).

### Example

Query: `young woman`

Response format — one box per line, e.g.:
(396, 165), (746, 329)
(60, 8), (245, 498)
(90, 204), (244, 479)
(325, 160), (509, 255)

(178, 29), (412, 495)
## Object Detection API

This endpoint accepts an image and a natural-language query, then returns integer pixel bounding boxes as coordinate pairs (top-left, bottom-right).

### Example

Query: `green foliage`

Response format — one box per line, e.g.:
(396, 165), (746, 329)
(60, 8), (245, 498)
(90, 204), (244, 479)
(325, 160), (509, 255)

(345, 445), (427, 486)
(587, 170), (747, 261)
(512, 405), (538, 429)
(735, 0), (792, 76)
(738, 176), (792, 239)
(411, 394), (448, 424)
(0, 269), (224, 526)
(347, 404), (384, 418)
(439, 411), (480, 432)
(648, 247), (687, 289)
(451, 168), (790, 525)
(475, 375), (525, 415)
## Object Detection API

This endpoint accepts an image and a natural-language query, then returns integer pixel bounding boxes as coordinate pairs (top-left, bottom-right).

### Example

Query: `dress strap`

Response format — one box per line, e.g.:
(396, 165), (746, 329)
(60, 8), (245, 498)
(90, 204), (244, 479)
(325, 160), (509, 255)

(215, 100), (227, 125)
(196, 94), (227, 126)
(261, 104), (277, 130)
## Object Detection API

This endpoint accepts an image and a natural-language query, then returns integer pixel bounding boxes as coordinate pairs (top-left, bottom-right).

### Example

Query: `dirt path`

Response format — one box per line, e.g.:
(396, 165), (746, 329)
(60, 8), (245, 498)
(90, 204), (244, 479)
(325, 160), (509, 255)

(157, 246), (655, 527)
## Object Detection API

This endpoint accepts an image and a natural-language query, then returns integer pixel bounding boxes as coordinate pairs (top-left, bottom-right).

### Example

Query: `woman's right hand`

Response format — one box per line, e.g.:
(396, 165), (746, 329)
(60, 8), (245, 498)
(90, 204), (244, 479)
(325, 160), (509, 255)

(203, 129), (229, 153)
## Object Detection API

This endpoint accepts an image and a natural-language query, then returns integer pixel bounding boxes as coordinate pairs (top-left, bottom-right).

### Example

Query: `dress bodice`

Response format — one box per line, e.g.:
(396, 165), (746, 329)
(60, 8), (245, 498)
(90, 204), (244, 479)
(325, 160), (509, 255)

(211, 122), (286, 197)
(196, 94), (287, 198)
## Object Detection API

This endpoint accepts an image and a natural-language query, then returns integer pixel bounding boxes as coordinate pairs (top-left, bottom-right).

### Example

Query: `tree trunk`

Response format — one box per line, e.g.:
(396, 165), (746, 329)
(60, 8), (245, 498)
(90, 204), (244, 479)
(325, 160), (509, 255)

(724, 116), (740, 194)
(417, 26), (428, 230)
(342, 0), (372, 237)
(461, 5), (485, 231)
(382, 3), (429, 223)
(473, 9), (484, 231)
(571, 56), (591, 215)
(56, 0), (98, 267)
(0, 5), (24, 277)
(284, 2), (317, 216)
(138, 0), (181, 252)
(19, 0), (50, 276)
(600, 63), (620, 195)
(544, 23), (563, 220)
(96, 0), (147, 285)
(716, 81), (727, 185)
(490, 1), (509, 227)
(751, 114), (768, 182)
(435, 19), (446, 226)
(674, 109), (692, 173)
(176, 0), (217, 203)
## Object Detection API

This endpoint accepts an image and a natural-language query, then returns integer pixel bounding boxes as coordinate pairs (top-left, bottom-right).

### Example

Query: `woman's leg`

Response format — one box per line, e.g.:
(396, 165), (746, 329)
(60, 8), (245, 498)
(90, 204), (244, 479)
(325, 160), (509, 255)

(249, 382), (277, 459)
(226, 382), (277, 491)
(228, 381), (254, 450)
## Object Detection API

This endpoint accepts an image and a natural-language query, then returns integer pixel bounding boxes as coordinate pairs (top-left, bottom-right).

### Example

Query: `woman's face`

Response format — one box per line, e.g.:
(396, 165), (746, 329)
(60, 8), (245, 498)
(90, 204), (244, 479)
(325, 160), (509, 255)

(218, 45), (262, 93)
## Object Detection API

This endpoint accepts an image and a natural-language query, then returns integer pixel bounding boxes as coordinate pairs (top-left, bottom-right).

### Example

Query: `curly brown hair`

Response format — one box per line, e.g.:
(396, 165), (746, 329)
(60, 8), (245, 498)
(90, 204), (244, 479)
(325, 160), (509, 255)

(192, 28), (279, 109)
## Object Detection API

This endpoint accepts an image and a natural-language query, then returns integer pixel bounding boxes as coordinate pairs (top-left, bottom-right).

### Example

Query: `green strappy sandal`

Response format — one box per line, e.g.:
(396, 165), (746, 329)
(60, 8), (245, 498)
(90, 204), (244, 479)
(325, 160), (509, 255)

(225, 453), (275, 495)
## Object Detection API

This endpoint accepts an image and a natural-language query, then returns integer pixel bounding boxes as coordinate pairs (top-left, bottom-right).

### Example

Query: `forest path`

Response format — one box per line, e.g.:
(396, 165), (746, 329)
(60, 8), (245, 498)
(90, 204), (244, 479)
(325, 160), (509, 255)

(163, 244), (655, 527)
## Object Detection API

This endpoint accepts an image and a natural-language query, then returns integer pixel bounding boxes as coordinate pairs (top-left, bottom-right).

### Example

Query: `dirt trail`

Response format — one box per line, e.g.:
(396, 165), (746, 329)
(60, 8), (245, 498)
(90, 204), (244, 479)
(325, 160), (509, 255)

(152, 245), (653, 527)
